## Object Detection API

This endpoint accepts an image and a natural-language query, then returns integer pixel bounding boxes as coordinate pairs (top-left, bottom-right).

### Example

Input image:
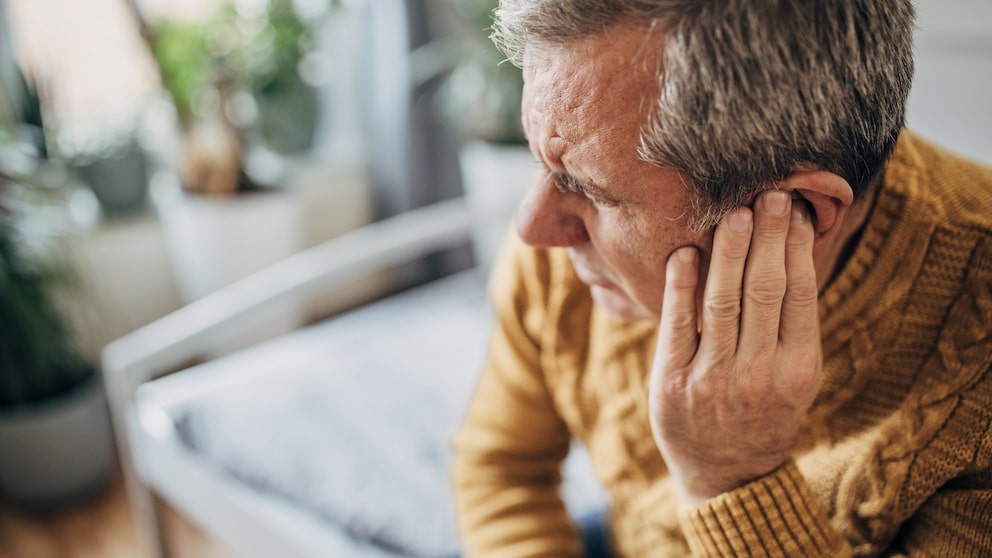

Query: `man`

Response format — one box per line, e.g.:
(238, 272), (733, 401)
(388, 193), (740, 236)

(453, 1), (992, 556)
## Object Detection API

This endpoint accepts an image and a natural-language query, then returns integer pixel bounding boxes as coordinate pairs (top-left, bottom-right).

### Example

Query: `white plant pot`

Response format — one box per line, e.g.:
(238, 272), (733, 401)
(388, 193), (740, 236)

(0, 375), (115, 507)
(458, 140), (535, 275)
(157, 187), (305, 354)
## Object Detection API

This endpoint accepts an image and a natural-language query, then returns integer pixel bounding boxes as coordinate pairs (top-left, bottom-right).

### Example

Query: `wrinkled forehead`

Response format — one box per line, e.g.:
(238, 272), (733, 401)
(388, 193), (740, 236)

(520, 23), (665, 143)
(523, 24), (663, 122)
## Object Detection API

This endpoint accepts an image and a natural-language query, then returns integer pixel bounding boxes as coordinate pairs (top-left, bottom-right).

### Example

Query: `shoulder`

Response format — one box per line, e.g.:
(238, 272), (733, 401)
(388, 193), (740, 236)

(885, 131), (992, 322)
(893, 131), (992, 232)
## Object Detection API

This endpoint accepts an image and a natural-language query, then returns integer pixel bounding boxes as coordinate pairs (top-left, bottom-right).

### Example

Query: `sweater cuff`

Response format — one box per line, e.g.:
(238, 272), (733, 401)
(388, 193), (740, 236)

(679, 461), (848, 557)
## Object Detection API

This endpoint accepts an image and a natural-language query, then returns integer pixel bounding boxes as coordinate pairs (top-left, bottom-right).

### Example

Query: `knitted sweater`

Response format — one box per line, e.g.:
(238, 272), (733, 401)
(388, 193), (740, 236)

(453, 131), (992, 557)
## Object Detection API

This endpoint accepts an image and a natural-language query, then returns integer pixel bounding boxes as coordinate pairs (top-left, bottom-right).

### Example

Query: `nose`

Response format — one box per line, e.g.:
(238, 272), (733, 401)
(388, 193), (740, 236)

(514, 176), (590, 247)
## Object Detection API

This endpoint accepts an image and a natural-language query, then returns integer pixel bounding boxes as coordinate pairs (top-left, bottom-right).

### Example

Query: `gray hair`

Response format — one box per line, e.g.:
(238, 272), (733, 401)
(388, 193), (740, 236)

(493, 0), (916, 228)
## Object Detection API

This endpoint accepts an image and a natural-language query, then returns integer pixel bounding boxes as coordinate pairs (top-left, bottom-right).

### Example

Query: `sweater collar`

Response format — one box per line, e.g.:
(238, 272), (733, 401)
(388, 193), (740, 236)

(818, 130), (929, 349)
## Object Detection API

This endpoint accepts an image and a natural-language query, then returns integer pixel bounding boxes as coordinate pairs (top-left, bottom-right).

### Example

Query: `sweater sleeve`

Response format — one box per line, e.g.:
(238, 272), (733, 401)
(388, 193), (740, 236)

(680, 461), (992, 557)
(453, 238), (579, 557)
(679, 461), (852, 557)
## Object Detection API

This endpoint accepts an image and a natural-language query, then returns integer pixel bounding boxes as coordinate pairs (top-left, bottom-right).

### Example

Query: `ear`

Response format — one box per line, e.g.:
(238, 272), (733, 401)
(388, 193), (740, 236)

(781, 170), (855, 242)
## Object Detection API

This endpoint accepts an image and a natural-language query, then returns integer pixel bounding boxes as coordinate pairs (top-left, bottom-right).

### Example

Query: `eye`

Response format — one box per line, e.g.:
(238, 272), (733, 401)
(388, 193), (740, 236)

(557, 174), (619, 208)
(540, 165), (621, 208)
(551, 172), (582, 195)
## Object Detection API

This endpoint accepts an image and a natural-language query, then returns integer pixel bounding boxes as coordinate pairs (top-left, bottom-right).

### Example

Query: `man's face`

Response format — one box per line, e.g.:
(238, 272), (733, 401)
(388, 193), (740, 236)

(516, 24), (712, 322)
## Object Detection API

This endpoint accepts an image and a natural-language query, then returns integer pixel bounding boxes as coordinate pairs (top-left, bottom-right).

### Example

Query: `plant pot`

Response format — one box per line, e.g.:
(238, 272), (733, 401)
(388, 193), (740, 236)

(75, 139), (150, 217)
(0, 374), (115, 508)
(156, 185), (306, 355)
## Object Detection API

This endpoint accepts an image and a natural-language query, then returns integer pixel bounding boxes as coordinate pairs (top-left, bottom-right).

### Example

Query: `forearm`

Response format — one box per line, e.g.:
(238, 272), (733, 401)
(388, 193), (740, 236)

(453, 347), (578, 556)
(454, 448), (580, 557)
(454, 310), (579, 554)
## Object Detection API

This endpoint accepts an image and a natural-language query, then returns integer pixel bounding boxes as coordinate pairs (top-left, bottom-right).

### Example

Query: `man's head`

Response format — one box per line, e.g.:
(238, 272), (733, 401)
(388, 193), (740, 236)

(503, 1), (916, 322)
(497, 0), (916, 228)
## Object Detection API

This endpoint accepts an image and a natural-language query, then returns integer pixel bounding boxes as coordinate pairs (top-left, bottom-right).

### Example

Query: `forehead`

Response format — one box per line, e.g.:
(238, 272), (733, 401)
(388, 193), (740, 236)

(521, 23), (663, 161)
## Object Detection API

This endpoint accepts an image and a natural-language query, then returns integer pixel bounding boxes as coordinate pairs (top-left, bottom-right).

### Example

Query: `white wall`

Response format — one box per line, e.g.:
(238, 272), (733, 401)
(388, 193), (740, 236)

(906, 0), (992, 165)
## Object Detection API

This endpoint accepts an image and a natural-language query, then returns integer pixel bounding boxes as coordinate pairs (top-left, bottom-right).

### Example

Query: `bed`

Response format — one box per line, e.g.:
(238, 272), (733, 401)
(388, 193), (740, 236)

(103, 198), (607, 558)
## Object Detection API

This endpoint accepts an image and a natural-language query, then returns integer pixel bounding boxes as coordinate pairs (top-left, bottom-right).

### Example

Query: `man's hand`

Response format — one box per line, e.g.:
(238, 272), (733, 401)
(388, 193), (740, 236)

(649, 190), (822, 506)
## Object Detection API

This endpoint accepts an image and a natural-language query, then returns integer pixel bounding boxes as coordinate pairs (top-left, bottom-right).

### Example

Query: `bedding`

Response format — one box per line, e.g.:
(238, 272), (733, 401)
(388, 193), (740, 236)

(168, 271), (606, 557)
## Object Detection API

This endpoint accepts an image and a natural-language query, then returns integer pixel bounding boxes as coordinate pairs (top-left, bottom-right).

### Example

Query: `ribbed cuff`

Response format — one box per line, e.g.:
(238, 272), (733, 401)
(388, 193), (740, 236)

(679, 461), (849, 557)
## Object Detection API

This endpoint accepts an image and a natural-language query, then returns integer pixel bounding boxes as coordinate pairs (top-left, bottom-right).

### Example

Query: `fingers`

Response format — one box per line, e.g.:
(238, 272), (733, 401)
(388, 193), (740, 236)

(673, 189), (817, 368)
(779, 201), (819, 348)
(738, 191), (792, 358)
(698, 208), (752, 358)
(657, 246), (702, 371)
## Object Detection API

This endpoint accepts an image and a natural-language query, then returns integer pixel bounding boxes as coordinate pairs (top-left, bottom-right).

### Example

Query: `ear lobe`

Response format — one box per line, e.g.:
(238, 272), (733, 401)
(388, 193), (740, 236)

(782, 171), (854, 238)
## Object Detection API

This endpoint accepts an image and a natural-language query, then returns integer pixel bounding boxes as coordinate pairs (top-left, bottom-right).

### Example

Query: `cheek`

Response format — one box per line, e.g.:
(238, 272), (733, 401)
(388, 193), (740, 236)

(633, 221), (710, 299)
(600, 215), (672, 290)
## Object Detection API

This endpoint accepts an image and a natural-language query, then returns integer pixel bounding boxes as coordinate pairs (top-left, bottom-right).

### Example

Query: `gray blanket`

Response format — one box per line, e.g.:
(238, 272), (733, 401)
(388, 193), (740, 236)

(172, 272), (606, 557)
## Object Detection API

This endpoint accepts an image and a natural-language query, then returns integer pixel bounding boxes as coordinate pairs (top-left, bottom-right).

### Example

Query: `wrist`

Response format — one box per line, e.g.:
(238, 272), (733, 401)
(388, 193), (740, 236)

(669, 456), (792, 506)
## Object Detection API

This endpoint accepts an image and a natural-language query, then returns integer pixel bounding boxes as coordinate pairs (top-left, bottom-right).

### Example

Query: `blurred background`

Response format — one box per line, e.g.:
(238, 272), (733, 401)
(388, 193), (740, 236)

(0, 0), (989, 556)
(0, 0), (528, 555)
(0, 0), (529, 365)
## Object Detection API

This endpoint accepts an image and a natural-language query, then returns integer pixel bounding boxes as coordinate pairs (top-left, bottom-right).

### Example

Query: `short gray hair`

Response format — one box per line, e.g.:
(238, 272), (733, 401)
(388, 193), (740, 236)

(494, 0), (916, 227)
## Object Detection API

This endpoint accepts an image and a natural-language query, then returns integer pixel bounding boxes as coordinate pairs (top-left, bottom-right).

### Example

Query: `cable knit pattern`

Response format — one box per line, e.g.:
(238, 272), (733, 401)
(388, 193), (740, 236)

(453, 132), (992, 557)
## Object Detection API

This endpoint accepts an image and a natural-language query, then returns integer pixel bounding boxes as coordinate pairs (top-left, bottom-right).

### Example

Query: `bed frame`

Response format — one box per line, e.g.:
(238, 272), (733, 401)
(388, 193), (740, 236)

(103, 199), (480, 557)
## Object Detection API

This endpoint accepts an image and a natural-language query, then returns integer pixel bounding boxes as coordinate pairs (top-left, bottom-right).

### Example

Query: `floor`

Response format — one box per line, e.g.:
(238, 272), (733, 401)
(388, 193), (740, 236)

(0, 462), (237, 558)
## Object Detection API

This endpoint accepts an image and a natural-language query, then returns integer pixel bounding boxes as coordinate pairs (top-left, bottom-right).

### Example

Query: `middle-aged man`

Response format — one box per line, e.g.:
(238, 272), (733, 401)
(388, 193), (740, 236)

(453, 1), (992, 556)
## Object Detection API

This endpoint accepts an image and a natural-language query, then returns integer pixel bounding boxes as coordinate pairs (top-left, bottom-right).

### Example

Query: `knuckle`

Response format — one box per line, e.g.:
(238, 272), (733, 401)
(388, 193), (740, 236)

(661, 373), (689, 399)
(713, 241), (748, 263)
(754, 224), (788, 243)
(703, 295), (741, 322)
(785, 278), (819, 306)
(665, 309), (697, 332)
(685, 371), (720, 404)
(667, 272), (697, 291)
(744, 276), (787, 306)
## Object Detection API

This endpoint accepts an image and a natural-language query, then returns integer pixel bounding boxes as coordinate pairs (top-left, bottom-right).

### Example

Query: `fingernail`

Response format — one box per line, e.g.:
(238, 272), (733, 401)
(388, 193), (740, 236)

(792, 203), (807, 223)
(728, 209), (751, 233)
(676, 246), (697, 264)
(762, 191), (790, 215)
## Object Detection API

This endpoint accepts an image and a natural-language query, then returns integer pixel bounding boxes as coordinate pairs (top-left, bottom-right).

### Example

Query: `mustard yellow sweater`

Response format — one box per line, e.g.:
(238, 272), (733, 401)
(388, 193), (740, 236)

(453, 132), (992, 557)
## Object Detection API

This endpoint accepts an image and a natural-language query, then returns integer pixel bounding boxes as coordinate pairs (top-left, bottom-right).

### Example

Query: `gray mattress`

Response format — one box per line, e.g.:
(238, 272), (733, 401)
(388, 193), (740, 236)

(169, 271), (607, 557)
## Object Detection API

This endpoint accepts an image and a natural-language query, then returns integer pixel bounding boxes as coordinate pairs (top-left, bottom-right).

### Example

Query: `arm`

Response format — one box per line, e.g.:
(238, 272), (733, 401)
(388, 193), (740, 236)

(649, 190), (992, 556)
(678, 452), (992, 557)
(897, 470), (992, 555)
(651, 191), (850, 555)
(453, 237), (580, 557)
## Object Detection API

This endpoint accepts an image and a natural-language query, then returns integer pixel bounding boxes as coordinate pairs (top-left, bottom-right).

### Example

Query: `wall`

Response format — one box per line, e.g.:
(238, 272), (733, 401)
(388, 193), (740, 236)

(906, 0), (992, 165)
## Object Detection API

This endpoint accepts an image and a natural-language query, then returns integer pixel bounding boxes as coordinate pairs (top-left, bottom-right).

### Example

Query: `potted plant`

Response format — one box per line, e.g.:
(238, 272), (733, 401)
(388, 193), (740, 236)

(141, 0), (335, 196)
(129, 1), (368, 354)
(133, 0), (339, 303)
(0, 48), (114, 506)
(439, 0), (525, 146)
(435, 0), (532, 272)
(0, 195), (115, 508)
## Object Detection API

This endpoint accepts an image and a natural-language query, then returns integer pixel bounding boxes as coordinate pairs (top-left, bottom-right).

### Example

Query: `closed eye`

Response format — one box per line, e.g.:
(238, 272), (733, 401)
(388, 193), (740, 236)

(550, 171), (620, 208)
